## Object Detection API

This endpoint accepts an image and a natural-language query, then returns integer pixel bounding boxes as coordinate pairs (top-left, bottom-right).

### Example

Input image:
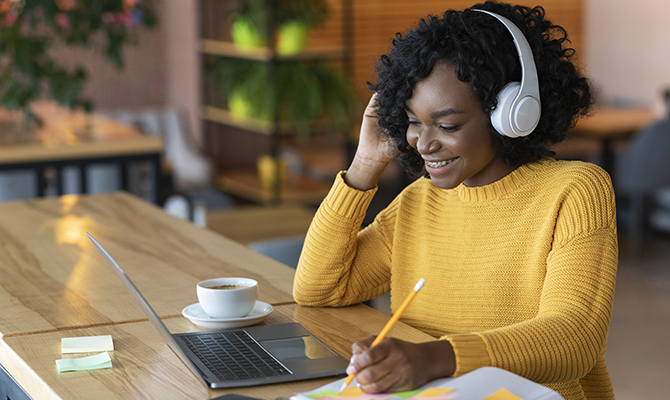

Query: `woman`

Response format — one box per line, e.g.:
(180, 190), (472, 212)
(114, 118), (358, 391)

(293, 2), (617, 399)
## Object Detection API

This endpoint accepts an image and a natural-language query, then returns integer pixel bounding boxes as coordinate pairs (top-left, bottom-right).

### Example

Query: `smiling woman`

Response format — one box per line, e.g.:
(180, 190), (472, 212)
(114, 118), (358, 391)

(292, 2), (617, 400)
(404, 62), (515, 189)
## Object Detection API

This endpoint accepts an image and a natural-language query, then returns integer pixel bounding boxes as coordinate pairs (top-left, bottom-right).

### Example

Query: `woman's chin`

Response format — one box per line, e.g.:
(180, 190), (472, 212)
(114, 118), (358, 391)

(428, 175), (460, 190)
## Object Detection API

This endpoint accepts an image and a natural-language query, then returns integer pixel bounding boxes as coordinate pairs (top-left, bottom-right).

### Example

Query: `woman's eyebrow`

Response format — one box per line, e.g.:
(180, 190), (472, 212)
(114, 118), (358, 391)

(405, 105), (466, 118)
(431, 108), (466, 118)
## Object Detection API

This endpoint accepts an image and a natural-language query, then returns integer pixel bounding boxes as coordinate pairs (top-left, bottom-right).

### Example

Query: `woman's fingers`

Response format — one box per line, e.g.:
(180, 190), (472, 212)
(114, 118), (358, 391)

(349, 338), (442, 394)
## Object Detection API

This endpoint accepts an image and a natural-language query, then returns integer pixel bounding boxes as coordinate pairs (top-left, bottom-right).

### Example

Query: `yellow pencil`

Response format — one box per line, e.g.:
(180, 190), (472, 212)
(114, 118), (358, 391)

(339, 278), (426, 393)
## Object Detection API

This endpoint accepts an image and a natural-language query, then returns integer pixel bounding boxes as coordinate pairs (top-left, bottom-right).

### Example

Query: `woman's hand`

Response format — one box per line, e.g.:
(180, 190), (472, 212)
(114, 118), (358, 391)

(345, 337), (456, 393)
(344, 93), (401, 191)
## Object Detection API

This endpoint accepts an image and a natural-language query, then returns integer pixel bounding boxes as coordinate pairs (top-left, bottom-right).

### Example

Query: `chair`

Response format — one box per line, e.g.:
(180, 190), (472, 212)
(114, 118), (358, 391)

(247, 236), (306, 269)
(650, 188), (670, 233)
(0, 171), (35, 202)
(159, 109), (214, 190)
(101, 107), (234, 223)
(101, 107), (213, 191)
(616, 118), (670, 256)
(0, 363), (31, 400)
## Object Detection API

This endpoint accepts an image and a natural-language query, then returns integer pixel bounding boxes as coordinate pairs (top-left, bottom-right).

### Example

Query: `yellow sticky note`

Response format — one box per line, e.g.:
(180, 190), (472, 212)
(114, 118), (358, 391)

(61, 335), (114, 353)
(414, 387), (455, 397)
(483, 388), (524, 400)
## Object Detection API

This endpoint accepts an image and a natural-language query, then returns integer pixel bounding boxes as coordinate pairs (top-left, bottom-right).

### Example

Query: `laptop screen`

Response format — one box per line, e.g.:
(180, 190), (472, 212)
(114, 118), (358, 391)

(259, 336), (338, 361)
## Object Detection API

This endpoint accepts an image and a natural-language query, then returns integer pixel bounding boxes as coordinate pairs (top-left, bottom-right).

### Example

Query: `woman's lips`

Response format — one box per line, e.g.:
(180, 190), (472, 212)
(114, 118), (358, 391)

(425, 157), (458, 169)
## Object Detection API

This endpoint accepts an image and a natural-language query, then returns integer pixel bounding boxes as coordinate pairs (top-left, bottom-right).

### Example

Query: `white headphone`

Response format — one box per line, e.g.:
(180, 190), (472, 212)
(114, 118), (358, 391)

(474, 9), (541, 138)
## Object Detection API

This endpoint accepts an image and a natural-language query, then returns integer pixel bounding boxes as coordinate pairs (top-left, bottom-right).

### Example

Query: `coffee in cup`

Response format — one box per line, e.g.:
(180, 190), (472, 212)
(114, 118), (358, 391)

(208, 284), (247, 290)
(197, 277), (258, 319)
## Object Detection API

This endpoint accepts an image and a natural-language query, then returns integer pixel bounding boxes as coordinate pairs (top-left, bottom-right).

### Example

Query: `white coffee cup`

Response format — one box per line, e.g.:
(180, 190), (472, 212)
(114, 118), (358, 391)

(196, 277), (258, 319)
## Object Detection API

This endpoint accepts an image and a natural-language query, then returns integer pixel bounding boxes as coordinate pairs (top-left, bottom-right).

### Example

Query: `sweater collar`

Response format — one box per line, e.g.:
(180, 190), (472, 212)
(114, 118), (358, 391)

(432, 158), (553, 202)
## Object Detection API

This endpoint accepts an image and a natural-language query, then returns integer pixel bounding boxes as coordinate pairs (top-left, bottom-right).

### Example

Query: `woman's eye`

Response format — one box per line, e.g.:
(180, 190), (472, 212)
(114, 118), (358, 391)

(408, 120), (421, 126)
(439, 124), (461, 132)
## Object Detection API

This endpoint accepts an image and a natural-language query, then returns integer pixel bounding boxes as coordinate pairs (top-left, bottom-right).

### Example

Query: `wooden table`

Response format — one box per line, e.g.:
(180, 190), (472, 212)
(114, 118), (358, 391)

(0, 193), (434, 399)
(0, 192), (297, 338)
(0, 101), (164, 200)
(570, 107), (656, 175)
(206, 205), (316, 245)
(1, 304), (433, 400)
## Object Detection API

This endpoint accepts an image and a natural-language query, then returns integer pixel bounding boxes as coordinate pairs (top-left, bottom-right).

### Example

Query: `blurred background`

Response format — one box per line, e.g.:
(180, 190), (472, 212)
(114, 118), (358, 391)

(1, 1), (669, 398)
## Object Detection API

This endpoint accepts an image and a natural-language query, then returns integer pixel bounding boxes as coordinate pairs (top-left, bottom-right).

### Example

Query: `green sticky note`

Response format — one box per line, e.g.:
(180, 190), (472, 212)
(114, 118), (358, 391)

(61, 335), (114, 353)
(56, 352), (112, 372)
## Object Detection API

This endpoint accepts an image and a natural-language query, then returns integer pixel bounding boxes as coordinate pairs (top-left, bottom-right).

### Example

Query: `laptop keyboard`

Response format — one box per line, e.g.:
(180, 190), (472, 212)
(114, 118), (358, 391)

(180, 331), (291, 381)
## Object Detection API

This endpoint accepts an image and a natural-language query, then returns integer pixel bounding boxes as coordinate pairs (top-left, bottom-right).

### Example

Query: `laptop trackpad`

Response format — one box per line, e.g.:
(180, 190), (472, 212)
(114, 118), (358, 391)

(259, 336), (338, 361)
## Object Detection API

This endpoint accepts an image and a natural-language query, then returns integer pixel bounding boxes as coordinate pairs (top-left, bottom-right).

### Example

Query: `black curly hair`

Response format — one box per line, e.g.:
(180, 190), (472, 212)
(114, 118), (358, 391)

(368, 1), (594, 177)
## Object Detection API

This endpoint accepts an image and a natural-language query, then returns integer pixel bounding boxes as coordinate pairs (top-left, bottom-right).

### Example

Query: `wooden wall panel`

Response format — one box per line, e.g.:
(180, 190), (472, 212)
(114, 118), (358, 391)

(308, 0), (584, 100)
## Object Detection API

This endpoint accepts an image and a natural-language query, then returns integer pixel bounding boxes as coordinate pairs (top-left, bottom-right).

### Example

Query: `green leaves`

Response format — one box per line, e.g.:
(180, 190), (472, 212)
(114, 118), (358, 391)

(276, 0), (328, 26)
(233, 0), (329, 42)
(48, 65), (89, 110)
(208, 56), (354, 138)
(0, 0), (157, 124)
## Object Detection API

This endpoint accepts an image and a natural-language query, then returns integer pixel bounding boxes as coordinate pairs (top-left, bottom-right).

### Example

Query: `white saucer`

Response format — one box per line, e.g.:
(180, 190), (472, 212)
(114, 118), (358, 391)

(182, 301), (273, 329)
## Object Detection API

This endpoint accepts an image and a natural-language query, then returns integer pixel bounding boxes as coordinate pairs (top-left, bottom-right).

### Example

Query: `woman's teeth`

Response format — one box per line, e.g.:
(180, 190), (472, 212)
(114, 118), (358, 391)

(426, 159), (454, 168)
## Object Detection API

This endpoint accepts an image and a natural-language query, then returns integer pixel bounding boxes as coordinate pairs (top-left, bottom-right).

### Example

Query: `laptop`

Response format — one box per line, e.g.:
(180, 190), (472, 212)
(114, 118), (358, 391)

(86, 233), (348, 389)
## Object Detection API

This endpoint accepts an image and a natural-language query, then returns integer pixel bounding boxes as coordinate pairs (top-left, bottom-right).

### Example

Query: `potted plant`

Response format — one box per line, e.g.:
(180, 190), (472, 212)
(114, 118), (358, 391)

(210, 0), (351, 194)
(208, 56), (353, 137)
(220, 0), (351, 133)
(207, 55), (353, 195)
(230, 0), (328, 55)
(275, 0), (328, 55)
(229, 0), (268, 51)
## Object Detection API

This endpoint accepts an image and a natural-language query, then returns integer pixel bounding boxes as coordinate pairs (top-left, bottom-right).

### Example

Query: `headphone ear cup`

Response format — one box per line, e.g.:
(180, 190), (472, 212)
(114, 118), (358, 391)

(490, 82), (521, 138)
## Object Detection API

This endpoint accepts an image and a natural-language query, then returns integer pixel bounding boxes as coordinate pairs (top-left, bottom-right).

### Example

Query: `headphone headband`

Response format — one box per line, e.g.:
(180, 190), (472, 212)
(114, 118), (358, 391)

(473, 9), (541, 137)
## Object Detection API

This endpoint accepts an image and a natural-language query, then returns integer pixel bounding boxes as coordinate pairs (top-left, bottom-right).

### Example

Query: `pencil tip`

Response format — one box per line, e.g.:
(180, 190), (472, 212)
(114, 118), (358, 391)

(339, 382), (347, 393)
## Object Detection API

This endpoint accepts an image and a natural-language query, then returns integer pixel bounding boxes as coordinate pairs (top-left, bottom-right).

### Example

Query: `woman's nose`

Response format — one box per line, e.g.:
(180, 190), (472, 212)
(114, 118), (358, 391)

(411, 129), (440, 155)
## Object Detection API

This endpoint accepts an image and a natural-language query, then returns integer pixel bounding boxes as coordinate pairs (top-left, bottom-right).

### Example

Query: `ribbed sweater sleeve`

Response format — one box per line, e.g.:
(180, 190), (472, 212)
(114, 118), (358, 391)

(293, 171), (393, 305)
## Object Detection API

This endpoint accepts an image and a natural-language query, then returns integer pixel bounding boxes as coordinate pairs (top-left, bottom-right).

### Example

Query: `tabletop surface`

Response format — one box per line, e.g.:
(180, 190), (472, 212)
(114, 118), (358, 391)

(572, 106), (656, 138)
(0, 101), (162, 164)
(1, 303), (435, 400)
(0, 192), (297, 338)
(0, 192), (436, 399)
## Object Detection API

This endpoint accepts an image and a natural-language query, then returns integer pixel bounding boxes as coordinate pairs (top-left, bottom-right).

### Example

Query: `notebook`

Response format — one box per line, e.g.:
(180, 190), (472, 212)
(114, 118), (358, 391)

(291, 366), (565, 400)
(87, 233), (349, 389)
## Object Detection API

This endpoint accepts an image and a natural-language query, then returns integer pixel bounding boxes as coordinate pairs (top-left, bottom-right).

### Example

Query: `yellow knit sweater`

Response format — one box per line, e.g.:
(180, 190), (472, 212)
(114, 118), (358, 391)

(293, 159), (617, 400)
